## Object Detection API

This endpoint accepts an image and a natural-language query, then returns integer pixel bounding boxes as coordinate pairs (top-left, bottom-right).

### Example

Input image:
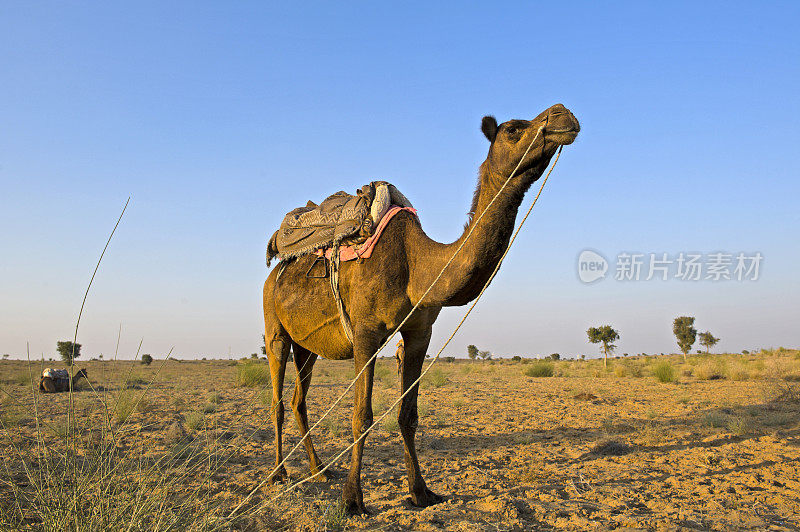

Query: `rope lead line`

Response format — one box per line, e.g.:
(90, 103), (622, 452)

(229, 125), (552, 519)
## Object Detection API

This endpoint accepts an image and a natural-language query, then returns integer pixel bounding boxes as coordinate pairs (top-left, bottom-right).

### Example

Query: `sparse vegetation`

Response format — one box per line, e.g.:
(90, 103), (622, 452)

(523, 361), (554, 377)
(1, 349), (798, 529)
(425, 367), (449, 387)
(652, 361), (676, 383)
(694, 359), (728, 380)
(236, 360), (270, 387)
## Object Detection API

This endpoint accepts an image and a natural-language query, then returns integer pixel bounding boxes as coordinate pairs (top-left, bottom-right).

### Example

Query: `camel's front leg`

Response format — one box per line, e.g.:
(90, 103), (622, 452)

(342, 331), (380, 515)
(399, 329), (443, 507)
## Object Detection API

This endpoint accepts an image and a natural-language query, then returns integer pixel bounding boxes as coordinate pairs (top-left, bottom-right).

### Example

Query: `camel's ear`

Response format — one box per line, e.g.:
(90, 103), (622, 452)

(481, 115), (498, 142)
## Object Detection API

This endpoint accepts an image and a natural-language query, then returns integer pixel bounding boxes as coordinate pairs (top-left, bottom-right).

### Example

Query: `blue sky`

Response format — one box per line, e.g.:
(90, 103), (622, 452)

(1, 2), (798, 360)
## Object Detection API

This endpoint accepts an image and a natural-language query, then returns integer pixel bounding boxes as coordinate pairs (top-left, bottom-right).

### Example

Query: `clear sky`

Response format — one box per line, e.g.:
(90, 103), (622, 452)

(1, 2), (798, 360)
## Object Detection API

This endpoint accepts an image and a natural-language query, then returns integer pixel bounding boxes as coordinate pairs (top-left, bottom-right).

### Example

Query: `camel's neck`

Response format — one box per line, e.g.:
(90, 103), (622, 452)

(407, 162), (532, 307)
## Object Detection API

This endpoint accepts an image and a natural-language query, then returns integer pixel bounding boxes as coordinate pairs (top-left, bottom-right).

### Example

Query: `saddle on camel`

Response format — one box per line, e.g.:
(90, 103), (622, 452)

(39, 367), (88, 393)
(266, 181), (415, 342)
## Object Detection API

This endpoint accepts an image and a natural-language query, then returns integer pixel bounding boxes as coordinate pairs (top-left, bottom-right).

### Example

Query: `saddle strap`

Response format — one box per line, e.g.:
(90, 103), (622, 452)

(329, 242), (354, 344)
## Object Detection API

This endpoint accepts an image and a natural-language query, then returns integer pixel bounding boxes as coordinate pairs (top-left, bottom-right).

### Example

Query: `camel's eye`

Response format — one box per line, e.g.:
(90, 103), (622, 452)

(505, 126), (518, 135)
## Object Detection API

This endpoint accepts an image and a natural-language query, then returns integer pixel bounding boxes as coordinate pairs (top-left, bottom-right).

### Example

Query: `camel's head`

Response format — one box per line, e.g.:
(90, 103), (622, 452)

(75, 368), (88, 380)
(481, 103), (580, 183)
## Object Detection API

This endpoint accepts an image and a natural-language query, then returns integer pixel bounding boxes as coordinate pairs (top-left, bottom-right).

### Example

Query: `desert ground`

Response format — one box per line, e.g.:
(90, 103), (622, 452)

(1, 349), (799, 531)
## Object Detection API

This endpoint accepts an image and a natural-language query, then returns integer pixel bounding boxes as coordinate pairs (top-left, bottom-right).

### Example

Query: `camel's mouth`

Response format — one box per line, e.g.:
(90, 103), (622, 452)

(544, 104), (580, 146)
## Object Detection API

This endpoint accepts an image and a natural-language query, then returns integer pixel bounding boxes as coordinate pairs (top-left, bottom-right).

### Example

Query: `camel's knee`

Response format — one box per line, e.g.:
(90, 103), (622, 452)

(398, 403), (418, 432)
(352, 406), (373, 436)
(292, 398), (307, 418)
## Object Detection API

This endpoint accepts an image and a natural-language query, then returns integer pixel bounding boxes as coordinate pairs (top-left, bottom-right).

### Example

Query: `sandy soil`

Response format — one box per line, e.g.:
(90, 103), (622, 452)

(1, 354), (799, 530)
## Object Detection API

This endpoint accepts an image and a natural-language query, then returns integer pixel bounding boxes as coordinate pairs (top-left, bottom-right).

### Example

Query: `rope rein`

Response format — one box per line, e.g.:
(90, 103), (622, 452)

(230, 124), (558, 517)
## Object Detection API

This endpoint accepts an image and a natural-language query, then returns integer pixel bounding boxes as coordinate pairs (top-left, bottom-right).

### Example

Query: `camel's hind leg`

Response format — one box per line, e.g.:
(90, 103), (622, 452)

(398, 328), (443, 507)
(265, 323), (291, 483)
(290, 342), (327, 481)
(40, 378), (56, 393)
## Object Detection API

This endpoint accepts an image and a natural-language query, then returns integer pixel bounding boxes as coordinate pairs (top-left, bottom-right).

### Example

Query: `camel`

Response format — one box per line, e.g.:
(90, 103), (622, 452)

(263, 103), (580, 514)
(39, 368), (88, 393)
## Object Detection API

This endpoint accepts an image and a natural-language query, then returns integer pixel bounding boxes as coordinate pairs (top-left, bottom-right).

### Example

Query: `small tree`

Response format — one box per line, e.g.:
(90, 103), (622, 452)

(260, 334), (267, 355)
(141, 354), (153, 366)
(57, 341), (81, 366)
(467, 345), (479, 360)
(698, 331), (719, 353)
(673, 316), (697, 362)
(478, 350), (492, 361)
(549, 353), (560, 361)
(587, 325), (620, 369)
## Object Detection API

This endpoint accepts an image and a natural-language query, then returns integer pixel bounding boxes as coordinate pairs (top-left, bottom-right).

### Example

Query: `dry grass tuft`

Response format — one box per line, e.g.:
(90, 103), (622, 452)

(694, 359), (728, 380)
(591, 438), (634, 456)
(236, 361), (270, 387)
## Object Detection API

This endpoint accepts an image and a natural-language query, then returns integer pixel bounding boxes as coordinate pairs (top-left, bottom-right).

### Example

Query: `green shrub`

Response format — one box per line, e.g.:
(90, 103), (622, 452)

(236, 361), (270, 387)
(140, 354), (153, 365)
(652, 361), (676, 383)
(425, 367), (449, 387)
(511, 355), (522, 362)
(523, 362), (554, 378)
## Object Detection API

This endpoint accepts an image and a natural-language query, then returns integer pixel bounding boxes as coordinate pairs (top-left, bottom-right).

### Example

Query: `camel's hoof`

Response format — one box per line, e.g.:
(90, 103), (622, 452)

(409, 488), (444, 508)
(268, 466), (288, 484)
(343, 499), (370, 516)
(309, 469), (329, 482)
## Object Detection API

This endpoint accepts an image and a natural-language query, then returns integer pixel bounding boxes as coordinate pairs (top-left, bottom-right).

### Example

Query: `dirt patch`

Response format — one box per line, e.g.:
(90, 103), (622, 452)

(2, 355), (799, 530)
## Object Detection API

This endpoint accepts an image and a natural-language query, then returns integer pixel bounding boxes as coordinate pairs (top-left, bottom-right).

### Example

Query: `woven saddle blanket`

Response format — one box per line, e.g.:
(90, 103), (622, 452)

(267, 181), (413, 266)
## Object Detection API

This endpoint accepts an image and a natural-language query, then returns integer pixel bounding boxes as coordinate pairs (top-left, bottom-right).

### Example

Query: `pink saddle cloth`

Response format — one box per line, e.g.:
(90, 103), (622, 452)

(316, 206), (417, 262)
